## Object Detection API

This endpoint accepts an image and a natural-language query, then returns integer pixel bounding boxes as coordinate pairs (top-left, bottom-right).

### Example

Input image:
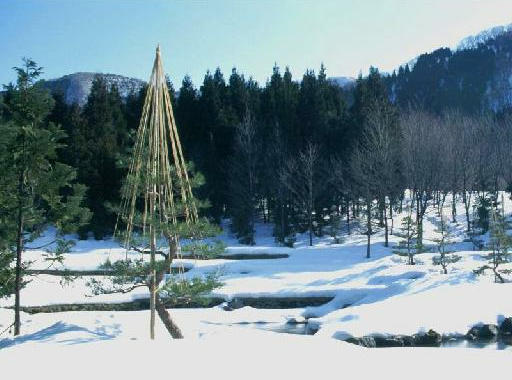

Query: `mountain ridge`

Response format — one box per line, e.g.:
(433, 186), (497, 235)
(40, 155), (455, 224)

(41, 21), (512, 112)
(43, 72), (145, 106)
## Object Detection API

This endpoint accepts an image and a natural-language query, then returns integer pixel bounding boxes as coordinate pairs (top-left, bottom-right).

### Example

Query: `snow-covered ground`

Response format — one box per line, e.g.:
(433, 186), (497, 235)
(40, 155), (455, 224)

(1, 194), (512, 376)
(1, 324), (510, 380)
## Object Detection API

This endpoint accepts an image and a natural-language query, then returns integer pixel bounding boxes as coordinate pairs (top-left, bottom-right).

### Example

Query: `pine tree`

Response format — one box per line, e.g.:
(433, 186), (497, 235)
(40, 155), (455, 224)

(198, 69), (230, 221)
(75, 76), (129, 238)
(474, 201), (512, 283)
(393, 209), (420, 265)
(175, 75), (199, 161)
(88, 48), (223, 340)
(326, 205), (344, 244)
(432, 212), (460, 273)
(259, 65), (298, 243)
(0, 58), (90, 335)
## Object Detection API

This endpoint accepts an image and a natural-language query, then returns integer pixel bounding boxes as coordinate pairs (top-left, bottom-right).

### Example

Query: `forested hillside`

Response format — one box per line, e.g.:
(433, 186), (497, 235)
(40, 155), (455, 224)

(385, 29), (512, 113)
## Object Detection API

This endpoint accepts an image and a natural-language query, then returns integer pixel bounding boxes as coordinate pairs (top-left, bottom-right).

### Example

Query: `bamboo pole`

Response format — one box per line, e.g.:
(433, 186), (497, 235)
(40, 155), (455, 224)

(113, 45), (197, 339)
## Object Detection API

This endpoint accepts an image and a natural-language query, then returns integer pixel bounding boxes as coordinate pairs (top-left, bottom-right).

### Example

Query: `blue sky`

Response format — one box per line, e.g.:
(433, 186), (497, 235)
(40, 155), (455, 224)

(2, 0), (512, 87)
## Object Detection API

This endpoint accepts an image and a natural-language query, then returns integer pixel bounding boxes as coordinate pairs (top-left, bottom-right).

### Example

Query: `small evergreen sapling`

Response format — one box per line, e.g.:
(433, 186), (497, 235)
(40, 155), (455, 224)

(88, 167), (225, 338)
(327, 206), (344, 244)
(393, 210), (421, 265)
(432, 212), (461, 274)
(474, 205), (512, 283)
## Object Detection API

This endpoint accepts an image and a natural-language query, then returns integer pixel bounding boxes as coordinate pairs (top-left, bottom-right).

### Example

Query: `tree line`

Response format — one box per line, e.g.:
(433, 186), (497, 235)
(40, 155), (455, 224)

(27, 62), (512, 255)
(4, 59), (512, 254)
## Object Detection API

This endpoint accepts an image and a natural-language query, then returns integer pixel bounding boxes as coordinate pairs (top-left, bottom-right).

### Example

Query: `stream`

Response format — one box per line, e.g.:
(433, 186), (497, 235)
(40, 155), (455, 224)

(234, 321), (512, 350)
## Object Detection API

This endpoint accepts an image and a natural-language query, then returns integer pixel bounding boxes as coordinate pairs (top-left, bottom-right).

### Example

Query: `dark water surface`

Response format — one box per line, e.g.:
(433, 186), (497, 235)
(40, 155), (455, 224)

(441, 337), (512, 350)
(238, 322), (512, 350)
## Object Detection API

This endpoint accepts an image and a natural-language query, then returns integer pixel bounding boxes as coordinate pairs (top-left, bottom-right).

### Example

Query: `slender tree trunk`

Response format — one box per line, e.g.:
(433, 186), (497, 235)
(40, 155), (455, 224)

(308, 211), (313, 247)
(416, 193), (426, 248)
(389, 201), (394, 235)
(451, 191), (457, 222)
(416, 194), (420, 243)
(14, 171), (24, 337)
(308, 173), (313, 246)
(383, 200), (388, 247)
(14, 205), (24, 336)
(438, 192), (445, 216)
(346, 199), (350, 235)
(281, 204), (286, 242)
(366, 199), (372, 259)
(463, 190), (472, 233)
(378, 197), (384, 227)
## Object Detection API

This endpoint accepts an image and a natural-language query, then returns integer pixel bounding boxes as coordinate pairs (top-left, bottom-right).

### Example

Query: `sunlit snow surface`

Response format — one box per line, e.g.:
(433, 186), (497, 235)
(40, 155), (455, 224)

(1, 192), (512, 375)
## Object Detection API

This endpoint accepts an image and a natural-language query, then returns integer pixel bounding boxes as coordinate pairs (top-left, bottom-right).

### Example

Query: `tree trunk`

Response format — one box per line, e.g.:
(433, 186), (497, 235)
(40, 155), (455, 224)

(155, 295), (184, 338)
(309, 217), (313, 246)
(14, 170), (24, 337)
(416, 193), (426, 248)
(308, 172), (313, 246)
(346, 199), (350, 235)
(366, 199), (372, 259)
(308, 205), (313, 247)
(389, 201), (394, 235)
(153, 244), (184, 339)
(14, 205), (23, 336)
(451, 191), (457, 222)
(378, 197), (384, 227)
(383, 201), (388, 247)
(462, 190), (472, 233)
(280, 201), (285, 243)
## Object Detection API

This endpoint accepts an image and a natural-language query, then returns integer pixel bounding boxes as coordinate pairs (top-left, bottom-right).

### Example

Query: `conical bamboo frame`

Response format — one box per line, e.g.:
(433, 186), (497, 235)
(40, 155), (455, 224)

(116, 45), (198, 251)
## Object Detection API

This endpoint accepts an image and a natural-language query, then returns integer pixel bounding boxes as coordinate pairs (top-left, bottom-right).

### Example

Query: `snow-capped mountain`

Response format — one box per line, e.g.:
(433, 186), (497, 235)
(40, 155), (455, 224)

(456, 23), (512, 51)
(328, 76), (356, 89)
(44, 72), (145, 106)
(386, 21), (512, 112)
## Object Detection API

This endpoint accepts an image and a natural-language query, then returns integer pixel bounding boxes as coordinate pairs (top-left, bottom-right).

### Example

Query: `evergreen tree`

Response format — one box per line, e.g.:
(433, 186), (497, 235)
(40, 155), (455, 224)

(474, 201), (512, 283)
(89, 48), (223, 339)
(175, 76), (200, 162)
(259, 65), (298, 243)
(198, 69), (230, 221)
(124, 86), (147, 132)
(0, 58), (90, 335)
(326, 205), (344, 244)
(75, 77), (128, 238)
(88, 167), (224, 338)
(432, 212), (460, 274)
(393, 210), (420, 265)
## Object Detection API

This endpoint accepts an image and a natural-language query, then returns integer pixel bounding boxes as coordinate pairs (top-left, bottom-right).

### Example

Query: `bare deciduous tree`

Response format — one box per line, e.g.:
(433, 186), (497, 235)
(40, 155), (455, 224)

(229, 112), (259, 244)
(281, 143), (326, 246)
